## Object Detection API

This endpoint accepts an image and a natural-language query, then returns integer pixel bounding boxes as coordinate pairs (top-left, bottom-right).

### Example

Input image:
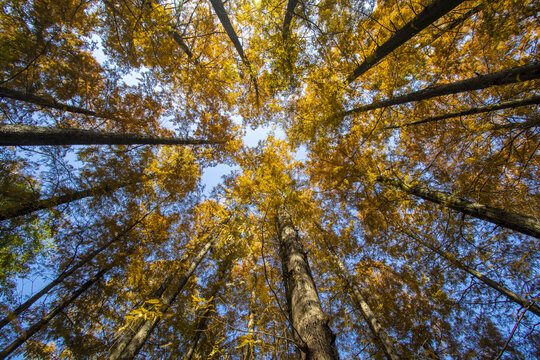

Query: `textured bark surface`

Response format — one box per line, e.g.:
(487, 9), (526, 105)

(0, 267), (109, 359)
(339, 63), (540, 118)
(277, 209), (339, 360)
(386, 95), (540, 129)
(332, 254), (401, 360)
(408, 232), (540, 317)
(347, 0), (466, 84)
(0, 124), (218, 146)
(108, 238), (215, 360)
(378, 176), (540, 239)
(0, 86), (117, 119)
(282, 0), (299, 41)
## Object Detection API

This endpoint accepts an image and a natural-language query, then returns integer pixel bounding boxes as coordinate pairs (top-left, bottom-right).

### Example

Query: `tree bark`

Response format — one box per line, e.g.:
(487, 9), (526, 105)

(169, 30), (200, 65)
(0, 212), (151, 330)
(0, 177), (143, 221)
(244, 277), (257, 360)
(385, 95), (540, 129)
(0, 124), (220, 146)
(377, 176), (540, 239)
(108, 237), (216, 360)
(331, 252), (401, 360)
(338, 63), (540, 119)
(0, 267), (109, 359)
(403, 230), (540, 317)
(282, 0), (299, 42)
(208, 0), (259, 102)
(276, 208), (339, 360)
(0, 86), (118, 120)
(346, 0), (466, 84)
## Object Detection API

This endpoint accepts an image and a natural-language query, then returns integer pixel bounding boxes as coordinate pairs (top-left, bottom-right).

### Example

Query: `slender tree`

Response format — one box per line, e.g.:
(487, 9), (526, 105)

(346, 0), (466, 84)
(276, 207), (339, 360)
(402, 229), (540, 317)
(107, 236), (216, 360)
(0, 211), (151, 330)
(0, 124), (220, 147)
(0, 86), (118, 120)
(377, 176), (540, 239)
(0, 266), (110, 359)
(282, 0), (299, 42)
(385, 95), (540, 129)
(0, 177), (145, 221)
(337, 63), (540, 119)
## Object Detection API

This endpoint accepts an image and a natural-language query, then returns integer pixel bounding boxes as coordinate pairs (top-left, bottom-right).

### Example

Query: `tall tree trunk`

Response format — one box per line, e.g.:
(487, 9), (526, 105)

(276, 208), (339, 360)
(282, 0), (299, 41)
(208, 0), (259, 103)
(108, 237), (216, 360)
(0, 124), (220, 146)
(330, 252), (401, 360)
(346, 0), (466, 84)
(377, 176), (540, 239)
(385, 95), (540, 129)
(402, 230), (540, 317)
(244, 264), (258, 360)
(0, 86), (118, 120)
(0, 177), (144, 221)
(337, 63), (540, 119)
(0, 213), (149, 330)
(0, 267), (109, 359)
(169, 30), (200, 65)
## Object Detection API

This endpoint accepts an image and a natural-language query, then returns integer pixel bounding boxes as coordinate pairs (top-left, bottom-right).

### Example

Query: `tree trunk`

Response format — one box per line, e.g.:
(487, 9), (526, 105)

(0, 124), (220, 146)
(184, 297), (215, 360)
(385, 95), (540, 129)
(282, 0), (299, 41)
(0, 86), (118, 120)
(169, 30), (200, 65)
(0, 213), (149, 330)
(108, 237), (216, 360)
(338, 63), (540, 119)
(346, 0), (466, 84)
(276, 208), (339, 360)
(377, 176), (540, 239)
(403, 230), (540, 317)
(330, 252), (401, 360)
(244, 269), (258, 360)
(208, 0), (259, 102)
(0, 177), (143, 221)
(0, 267), (109, 359)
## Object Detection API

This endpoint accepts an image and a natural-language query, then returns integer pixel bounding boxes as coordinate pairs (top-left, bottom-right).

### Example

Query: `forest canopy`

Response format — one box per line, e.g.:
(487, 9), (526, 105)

(0, 0), (539, 359)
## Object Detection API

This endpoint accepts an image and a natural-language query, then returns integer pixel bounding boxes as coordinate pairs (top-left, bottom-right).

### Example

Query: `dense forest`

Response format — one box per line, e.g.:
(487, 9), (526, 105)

(0, 0), (538, 359)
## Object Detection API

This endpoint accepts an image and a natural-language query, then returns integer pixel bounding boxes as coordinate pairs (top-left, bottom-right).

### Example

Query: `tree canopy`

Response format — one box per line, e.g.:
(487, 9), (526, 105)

(0, 0), (538, 359)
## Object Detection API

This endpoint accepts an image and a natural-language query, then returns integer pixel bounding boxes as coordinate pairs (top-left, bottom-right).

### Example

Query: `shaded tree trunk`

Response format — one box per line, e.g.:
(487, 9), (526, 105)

(244, 267), (258, 360)
(403, 230), (540, 317)
(338, 63), (540, 119)
(331, 252), (401, 360)
(108, 237), (216, 360)
(169, 30), (200, 65)
(276, 208), (339, 360)
(208, 0), (259, 102)
(0, 267), (109, 359)
(377, 176), (540, 239)
(0, 124), (220, 146)
(346, 0), (466, 84)
(282, 0), (299, 41)
(0, 86), (118, 120)
(385, 95), (540, 129)
(0, 177), (144, 221)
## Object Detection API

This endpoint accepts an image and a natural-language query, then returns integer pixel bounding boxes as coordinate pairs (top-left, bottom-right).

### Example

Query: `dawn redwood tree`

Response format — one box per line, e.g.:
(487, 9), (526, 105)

(277, 208), (339, 359)
(377, 176), (540, 239)
(1, 0), (539, 358)
(0, 124), (220, 147)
